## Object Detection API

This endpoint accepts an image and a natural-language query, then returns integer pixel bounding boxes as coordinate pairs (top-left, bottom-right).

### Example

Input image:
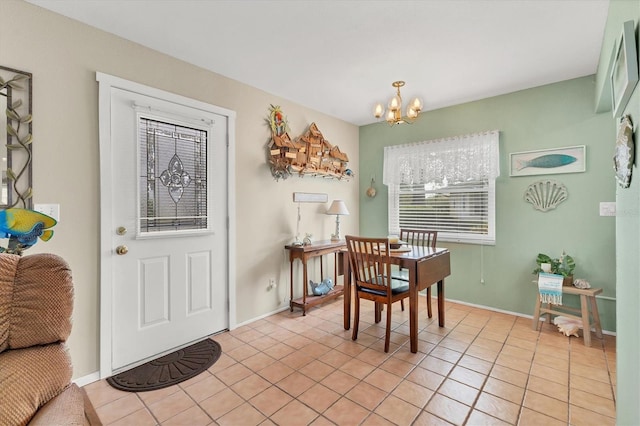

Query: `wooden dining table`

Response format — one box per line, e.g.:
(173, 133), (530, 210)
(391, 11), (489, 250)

(341, 245), (451, 353)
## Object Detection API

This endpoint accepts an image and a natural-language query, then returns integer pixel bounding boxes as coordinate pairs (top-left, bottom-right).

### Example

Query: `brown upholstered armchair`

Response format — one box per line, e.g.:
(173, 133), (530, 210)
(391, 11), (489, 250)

(0, 253), (86, 426)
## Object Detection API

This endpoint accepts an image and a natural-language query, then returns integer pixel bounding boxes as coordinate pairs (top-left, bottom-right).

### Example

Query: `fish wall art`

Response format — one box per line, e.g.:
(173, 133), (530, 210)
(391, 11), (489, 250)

(510, 145), (586, 177)
(516, 154), (576, 171)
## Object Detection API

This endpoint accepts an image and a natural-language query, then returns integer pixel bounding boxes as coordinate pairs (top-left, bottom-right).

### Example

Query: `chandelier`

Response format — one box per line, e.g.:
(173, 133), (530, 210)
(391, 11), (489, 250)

(373, 81), (423, 126)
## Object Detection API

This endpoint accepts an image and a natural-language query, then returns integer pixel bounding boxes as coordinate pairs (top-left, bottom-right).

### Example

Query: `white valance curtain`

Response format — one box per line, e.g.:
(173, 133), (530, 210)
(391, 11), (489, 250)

(383, 130), (500, 186)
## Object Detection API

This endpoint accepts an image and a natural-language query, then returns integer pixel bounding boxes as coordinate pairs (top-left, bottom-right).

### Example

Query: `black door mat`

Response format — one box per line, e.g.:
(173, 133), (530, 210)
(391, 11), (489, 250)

(106, 338), (221, 392)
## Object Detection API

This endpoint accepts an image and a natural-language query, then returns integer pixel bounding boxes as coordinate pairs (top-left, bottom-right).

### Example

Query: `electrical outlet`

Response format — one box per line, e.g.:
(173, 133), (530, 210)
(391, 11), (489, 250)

(267, 278), (276, 291)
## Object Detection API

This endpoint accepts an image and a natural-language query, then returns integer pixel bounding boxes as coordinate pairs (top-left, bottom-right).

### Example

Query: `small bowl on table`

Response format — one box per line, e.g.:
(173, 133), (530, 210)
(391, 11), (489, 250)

(387, 237), (405, 250)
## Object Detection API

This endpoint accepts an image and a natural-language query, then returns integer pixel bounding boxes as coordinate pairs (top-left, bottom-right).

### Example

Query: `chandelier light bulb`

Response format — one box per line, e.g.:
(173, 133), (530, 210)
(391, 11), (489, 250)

(373, 103), (384, 118)
(388, 95), (401, 112)
(407, 107), (417, 119)
(410, 97), (423, 112)
(385, 109), (395, 123)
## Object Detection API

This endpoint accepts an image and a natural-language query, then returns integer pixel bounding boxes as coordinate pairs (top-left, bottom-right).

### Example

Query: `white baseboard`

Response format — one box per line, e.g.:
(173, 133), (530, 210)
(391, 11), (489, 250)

(445, 296), (616, 336)
(233, 305), (289, 329)
(73, 371), (101, 387)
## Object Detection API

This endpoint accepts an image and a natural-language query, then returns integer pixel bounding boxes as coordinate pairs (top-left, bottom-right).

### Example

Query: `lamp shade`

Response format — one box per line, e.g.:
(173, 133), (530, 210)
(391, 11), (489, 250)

(326, 200), (349, 216)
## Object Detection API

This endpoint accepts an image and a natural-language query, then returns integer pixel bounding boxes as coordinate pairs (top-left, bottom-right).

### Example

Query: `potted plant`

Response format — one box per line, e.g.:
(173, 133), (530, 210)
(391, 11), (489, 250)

(533, 251), (575, 286)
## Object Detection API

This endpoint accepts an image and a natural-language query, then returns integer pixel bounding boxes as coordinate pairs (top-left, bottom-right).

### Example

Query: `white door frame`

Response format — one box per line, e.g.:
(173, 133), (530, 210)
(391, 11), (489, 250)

(96, 72), (236, 378)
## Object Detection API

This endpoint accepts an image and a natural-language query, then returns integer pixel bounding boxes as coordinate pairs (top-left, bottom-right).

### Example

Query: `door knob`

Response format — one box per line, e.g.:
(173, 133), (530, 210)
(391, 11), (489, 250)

(116, 245), (128, 255)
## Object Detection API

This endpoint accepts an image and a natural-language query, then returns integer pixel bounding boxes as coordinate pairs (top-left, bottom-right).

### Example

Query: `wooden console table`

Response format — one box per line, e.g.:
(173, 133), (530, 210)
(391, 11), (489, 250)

(285, 239), (346, 316)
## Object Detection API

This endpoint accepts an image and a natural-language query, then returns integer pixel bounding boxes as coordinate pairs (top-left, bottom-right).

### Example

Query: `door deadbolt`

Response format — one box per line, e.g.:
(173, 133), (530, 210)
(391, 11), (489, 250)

(116, 226), (127, 235)
(115, 245), (128, 255)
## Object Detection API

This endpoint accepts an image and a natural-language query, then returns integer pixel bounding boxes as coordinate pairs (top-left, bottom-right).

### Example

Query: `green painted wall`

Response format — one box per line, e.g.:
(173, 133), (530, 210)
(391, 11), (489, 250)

(359, 76), (616, 332)
(599, 2), (640, 424)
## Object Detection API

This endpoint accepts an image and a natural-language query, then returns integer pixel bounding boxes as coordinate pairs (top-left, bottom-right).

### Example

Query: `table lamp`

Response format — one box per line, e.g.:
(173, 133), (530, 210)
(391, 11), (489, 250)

(326, 200), (349, 241)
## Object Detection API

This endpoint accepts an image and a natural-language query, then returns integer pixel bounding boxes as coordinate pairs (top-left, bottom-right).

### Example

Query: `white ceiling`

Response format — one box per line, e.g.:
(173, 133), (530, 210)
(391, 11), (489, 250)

(28, 0), (610, 126)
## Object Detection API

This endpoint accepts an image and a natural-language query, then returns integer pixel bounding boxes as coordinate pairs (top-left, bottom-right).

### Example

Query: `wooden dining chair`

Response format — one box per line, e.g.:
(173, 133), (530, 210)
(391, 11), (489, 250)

(395, 229), (438, 318)
(346, 235), (411, 353)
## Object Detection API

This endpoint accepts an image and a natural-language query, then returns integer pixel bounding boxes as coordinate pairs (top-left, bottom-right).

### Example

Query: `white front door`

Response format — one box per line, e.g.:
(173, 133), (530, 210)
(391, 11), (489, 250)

(98, 74), (233, 374)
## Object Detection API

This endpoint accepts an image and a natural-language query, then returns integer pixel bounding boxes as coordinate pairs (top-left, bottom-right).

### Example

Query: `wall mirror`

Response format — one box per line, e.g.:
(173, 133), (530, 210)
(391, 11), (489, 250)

(0, 66), (33, 209)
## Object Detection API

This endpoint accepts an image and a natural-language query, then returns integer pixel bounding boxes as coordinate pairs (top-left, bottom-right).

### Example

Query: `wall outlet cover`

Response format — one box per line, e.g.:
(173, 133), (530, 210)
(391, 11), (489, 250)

(34, 203), (60, 221)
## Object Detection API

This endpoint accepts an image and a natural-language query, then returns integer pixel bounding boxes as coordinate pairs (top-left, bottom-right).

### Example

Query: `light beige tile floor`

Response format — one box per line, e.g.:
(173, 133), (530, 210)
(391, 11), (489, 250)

(83, 296), (616, 425)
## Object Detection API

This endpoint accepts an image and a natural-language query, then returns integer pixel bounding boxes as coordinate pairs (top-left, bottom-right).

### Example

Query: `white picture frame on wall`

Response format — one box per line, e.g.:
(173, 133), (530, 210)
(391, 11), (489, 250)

(610, 20), (639, 117)
(509, 145), (586, 177)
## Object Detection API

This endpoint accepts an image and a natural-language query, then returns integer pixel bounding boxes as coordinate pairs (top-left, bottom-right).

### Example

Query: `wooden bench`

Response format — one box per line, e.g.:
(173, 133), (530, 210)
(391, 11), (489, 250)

(532, 286), (603, 347)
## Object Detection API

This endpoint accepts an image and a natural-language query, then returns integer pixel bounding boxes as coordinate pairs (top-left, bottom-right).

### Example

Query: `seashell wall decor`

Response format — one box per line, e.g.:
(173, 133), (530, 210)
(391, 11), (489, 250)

(524, 180), (568, 212)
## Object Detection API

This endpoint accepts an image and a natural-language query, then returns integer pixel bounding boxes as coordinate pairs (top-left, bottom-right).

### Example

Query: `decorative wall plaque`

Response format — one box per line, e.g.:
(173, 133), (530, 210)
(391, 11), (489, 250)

(266, 105), (351, 181)
(524, 180), (568, 212)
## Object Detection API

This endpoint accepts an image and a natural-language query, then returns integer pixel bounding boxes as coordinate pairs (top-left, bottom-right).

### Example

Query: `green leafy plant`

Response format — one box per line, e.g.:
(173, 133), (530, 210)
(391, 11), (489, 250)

(533, 251), (575, 277)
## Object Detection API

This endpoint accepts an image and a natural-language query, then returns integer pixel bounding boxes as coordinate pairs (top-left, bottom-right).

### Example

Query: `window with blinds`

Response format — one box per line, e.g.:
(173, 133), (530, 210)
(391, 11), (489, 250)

(385, 131), (499, 244)
(389, 179), (495, 243)
(138, 117), (209, 234)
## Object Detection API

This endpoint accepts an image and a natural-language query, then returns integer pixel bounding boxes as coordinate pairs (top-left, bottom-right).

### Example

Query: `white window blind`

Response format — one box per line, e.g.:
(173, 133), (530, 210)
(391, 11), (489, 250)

(384, 131), (499, 244)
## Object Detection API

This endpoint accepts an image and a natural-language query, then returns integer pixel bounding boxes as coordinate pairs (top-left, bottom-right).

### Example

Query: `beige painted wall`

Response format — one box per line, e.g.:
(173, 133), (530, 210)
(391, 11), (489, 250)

(1, 0), (359, 378)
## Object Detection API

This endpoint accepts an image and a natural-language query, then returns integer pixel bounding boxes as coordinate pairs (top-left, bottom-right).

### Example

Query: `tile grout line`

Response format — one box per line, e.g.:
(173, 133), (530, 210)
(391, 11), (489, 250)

(513, 314), (543, 426)
(85, 299), (616, 426)
(453, 310), (521, 425)
(270, 302), (448, 425)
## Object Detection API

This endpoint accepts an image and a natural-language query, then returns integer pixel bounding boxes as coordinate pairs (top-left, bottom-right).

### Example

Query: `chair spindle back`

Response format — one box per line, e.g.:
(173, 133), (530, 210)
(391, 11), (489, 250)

(346, 236), (392, 296)
(400, 229), (437, 248)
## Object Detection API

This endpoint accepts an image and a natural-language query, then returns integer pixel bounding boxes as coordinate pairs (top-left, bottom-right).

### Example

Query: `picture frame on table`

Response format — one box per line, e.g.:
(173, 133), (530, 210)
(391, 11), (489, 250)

(509, 145), (586, 177)
(610, 20), (639, 118)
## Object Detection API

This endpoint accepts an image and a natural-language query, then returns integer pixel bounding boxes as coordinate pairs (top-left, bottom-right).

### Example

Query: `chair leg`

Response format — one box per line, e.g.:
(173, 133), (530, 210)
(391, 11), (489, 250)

(384, 302), (392, 352)
(352, 293), (360, 342)
(375, 302), (382, 323)
(426, 288), (432, 318)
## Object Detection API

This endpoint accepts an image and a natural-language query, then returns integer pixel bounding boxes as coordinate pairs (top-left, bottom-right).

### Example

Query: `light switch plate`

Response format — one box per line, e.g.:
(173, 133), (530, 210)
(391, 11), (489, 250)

(599, 202), (616, 216)
(34, 203), (60, 221)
